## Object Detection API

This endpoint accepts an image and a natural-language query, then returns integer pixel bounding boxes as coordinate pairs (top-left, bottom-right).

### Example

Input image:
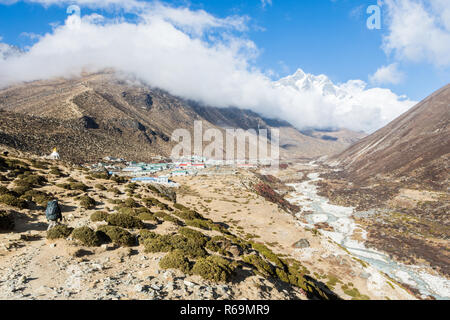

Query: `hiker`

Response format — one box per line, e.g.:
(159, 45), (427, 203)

(46, 199), (62, 230)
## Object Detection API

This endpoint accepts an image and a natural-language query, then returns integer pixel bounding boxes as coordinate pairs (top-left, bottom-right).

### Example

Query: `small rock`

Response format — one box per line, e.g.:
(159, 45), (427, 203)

(101, 244), (116, 251)
(359, 272), (370, 279)
(165, 282), (175, 291)
(229, 245), (242, 257)
(134, 284), (145, 293)
(183, 280), (195, 288)
(292, 239), (310, 249)
(50, 243), (56, 248)
(151, 284), (161, 291)
(18, 275), (27, 284)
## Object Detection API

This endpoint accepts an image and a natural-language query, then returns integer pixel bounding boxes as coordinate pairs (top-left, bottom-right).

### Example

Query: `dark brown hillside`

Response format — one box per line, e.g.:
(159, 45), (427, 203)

(0, 71), (363, 163)
(332, 84), (450, 190)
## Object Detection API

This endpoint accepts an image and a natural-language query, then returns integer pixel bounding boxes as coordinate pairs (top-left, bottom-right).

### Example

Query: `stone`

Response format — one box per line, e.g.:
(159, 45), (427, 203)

(359, 272), (371, 279)
(183, 280), (195, 288)
(134, 284), (145, 293)
(150, 284), (161, 291)
(165, 282), (175, 291)
(229, 245), (242, 257)
(101, 243), (117, 251)
(292, 239), (310, 249)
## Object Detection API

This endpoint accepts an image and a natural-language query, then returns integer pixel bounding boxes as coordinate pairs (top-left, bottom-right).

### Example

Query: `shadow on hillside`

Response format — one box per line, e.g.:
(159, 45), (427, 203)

(303, 275), (341, 300)
(229, 265), (341, 300)
(9, 210), (48, 233)
(60, 204), (77, 214)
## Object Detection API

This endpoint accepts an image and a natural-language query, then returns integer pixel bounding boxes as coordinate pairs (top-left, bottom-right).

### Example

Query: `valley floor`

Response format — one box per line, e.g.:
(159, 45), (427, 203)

(0, 156), (434, 300)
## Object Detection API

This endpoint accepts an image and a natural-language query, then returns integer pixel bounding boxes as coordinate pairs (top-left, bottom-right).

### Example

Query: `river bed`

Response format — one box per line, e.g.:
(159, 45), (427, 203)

(286, 172), (450, 300)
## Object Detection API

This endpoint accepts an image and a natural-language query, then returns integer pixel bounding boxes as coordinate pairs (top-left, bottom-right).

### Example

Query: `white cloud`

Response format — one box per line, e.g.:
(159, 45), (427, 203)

(0, 0), (145, 10)
(261, 0), (273, 9)
(369, 63), (404, 85)
(0, 1), (417, 133)
(383, 0), (450, 67)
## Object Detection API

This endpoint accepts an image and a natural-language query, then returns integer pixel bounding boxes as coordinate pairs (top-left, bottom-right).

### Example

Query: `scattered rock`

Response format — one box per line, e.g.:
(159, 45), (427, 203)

(292, 239), (310, 249)
(101, 243), (117, 251)
(359, 272), (371, 279)
(229, 245), (242, 257)
(134, 284), (145, 293)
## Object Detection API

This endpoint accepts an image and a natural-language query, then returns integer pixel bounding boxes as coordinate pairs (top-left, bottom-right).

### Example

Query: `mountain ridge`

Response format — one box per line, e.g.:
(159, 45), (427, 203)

(0, 71), (363, 163)
(330, 83), (450, 189)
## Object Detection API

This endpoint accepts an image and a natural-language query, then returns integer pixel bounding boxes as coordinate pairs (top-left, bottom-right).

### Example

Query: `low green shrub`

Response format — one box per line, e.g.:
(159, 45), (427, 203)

(138, 211), (158, 222)
(47, 225), (73, 239)
(106, 213), (144, 229)
(250, 242), (286, 269)
(179, 227), (209, 246)
(57, 182), (89, 192)
(123, 198), (139, 208)
(0, 194), (28, 209)
(242, 254), (274, 277)
(79, 195), (96, 209)
(70, 182), (89, 191)
(72, 226), (102, 246)
(173, 203), (189, 211)
(91, 211), (109, 222)
(206, 236), (233, 255)
(31, 160), (49, 170)
(108, 187), (122, 195)
(15, 174), (47, 187)
(143, 234), (177, 253)
(13, 185), (33, 197)
(0, 210), (15, 231)
(159, 249), (191, 274)
(343, 287), (370, 300)
(95, 184), (107, 191)
(24, 190), (53, 206)
(110, 175), (127, 184)
(97, 225), (136, 247)
(139, 229), (158, 240)
(0, 185), (9, 195)
(115, 206), (136, 216)
(185, 219), (211, 230)
(192, 255), (234, 282)
(49, 168), (63, 176)
(90, 172), (110, 180)
(153, 212), (184, 226)
(174, 209), (204, 221)
(143, 234), (208, 258)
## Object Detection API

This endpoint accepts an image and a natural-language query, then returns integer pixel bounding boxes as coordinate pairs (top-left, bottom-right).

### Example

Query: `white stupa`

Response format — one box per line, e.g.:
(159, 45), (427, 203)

(48, 147), (60, 160)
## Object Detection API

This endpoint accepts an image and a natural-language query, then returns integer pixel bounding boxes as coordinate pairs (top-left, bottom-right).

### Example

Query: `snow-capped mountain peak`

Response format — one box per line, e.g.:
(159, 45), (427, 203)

(275, 68), (339, 97)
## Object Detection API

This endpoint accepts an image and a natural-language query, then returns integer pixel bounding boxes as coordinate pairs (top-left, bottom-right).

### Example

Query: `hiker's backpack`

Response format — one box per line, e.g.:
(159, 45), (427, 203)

(46, 200), (62, 221)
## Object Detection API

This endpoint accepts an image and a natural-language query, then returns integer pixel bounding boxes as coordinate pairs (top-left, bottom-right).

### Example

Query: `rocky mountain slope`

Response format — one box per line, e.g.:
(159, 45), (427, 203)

(330, 84), (450, 190)
(0, 71), (363, 163)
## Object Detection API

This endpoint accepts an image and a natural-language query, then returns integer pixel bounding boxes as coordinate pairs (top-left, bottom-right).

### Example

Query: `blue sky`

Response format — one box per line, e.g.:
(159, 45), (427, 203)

(0, 0), (448, 101)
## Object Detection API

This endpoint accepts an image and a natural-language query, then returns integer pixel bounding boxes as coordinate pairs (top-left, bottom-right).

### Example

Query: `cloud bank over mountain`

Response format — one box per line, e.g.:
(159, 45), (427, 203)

(0, 0), (416, 133)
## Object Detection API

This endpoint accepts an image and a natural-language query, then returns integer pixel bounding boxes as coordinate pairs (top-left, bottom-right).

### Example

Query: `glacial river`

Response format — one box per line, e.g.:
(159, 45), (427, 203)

(287, 172), (450, 300)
